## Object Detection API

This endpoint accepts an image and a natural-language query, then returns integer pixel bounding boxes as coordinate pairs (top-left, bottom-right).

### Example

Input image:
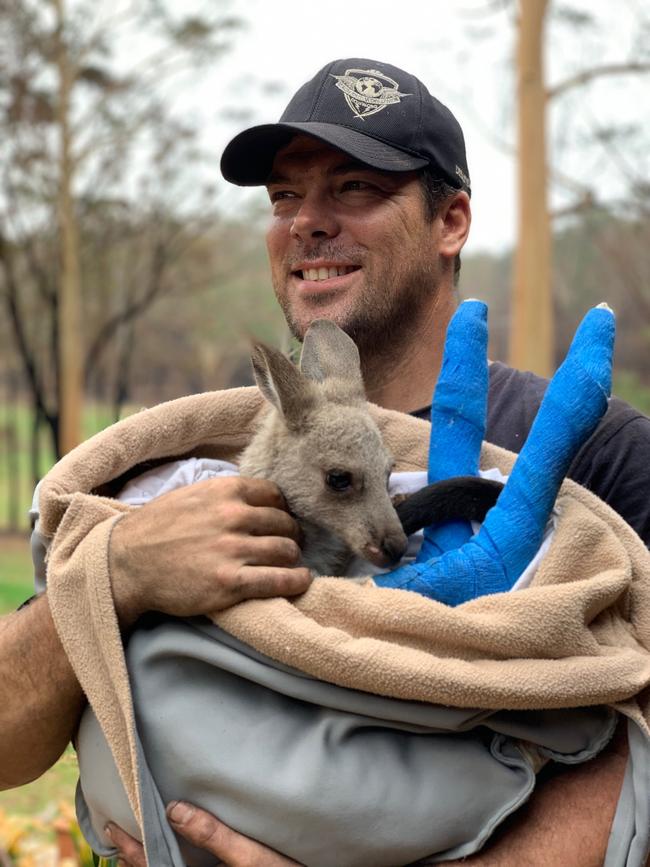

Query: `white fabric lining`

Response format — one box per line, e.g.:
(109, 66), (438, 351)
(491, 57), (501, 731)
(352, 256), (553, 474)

(117, 458), (555, 590)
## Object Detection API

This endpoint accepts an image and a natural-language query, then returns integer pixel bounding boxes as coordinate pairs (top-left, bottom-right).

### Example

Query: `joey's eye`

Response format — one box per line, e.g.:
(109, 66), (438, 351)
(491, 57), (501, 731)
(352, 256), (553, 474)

(326, 470), (353, 492)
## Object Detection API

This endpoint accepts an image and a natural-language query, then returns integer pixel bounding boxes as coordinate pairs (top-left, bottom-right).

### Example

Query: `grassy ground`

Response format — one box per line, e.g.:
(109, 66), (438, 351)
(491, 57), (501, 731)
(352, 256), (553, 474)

(0, 402), (125, 837)
(0, 404), (138, 864)
(0, 536), (116, 864)
(0, 749), (79, 815)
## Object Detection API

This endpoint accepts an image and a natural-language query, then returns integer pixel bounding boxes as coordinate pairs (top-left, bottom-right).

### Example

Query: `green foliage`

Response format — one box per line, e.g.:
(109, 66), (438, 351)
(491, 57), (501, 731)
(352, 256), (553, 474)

(0, 539), (33, 612)
(614, 370), (650, 416)
(0, 402), (127, 532)
(0, 403), (38, 533)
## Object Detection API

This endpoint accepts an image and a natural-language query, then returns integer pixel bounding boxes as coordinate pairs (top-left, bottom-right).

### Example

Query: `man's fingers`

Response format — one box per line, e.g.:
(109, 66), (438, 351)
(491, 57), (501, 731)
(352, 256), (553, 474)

(235, 476), (288, 510)
(237, 535), (301, 567)
(105, 806), (304, 867)
(237, 505), (302, 541)
(105, 823), (147, 867)
(235, 566), (313, 600)
(167, 801), (302, 866)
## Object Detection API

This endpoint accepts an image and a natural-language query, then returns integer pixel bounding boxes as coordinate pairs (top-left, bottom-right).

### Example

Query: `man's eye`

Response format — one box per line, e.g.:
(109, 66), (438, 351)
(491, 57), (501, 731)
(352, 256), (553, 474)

(268, 190), (298, 203)
(325, 470), (353, 492)
(341, 180), (371, 192)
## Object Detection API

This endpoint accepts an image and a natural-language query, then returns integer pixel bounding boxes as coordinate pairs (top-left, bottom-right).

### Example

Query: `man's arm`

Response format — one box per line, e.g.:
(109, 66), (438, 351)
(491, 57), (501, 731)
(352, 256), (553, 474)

(440, 721), (629, 866)
(0, 594), (85, 788)
(1, 476), (311, 790)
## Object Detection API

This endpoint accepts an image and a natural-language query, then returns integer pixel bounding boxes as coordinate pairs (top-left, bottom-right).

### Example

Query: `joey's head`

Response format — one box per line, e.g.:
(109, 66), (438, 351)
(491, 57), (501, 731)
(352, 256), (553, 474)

(241, 319), (407, 569)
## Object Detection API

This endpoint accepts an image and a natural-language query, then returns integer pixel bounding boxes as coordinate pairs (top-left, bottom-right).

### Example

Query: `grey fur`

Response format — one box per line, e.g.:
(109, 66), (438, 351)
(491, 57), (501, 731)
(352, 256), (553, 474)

(239, 320), (408, 576)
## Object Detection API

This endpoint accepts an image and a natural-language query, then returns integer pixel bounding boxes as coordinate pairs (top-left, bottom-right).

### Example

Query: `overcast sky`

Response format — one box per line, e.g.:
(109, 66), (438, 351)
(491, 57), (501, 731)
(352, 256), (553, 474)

(181, 0), (647, 254)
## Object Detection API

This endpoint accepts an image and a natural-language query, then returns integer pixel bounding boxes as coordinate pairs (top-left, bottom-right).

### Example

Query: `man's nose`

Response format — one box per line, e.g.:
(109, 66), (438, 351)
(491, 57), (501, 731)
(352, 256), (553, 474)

(290, 195), (340, 241)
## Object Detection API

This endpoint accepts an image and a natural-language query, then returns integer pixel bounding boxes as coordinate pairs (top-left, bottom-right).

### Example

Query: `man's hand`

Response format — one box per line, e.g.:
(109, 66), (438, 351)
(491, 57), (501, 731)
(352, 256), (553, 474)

(106, 802), (302, 866)
(109, 476), (313, 628)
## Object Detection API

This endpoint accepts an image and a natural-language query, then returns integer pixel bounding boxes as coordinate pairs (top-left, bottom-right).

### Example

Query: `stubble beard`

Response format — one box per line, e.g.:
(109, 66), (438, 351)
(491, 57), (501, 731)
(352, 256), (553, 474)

(274, 250), (442, 366)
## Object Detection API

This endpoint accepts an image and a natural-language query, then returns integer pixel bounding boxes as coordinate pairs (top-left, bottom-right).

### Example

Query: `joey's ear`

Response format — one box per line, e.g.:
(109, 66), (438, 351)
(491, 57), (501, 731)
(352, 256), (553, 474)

(299, 319), (365, 396)
(251, 343), (315, 428)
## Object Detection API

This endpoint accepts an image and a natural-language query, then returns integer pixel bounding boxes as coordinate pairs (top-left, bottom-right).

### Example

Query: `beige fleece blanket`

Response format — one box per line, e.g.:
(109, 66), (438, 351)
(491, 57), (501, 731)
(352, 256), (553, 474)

(39, 386), (650, 828)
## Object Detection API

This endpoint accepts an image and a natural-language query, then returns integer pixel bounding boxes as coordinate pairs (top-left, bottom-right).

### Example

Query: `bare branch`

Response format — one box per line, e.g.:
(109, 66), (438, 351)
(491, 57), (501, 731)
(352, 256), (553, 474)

(83, 238), (168, 383)
(551, 191), (596, 220)
(548, 165), (593, 197)
(440, 81), (516, 156)
(548, 62), (650, 100)
(112, 319), (136, 421)
(580, 101), (648, 190)
(0, 235), (55, 427)
(3, 182), (58, 307)
(457, 0), (513, 19)
(22, 234), (57, 307)
(76, 2), (140, 67)
(600, 232), (650, 321)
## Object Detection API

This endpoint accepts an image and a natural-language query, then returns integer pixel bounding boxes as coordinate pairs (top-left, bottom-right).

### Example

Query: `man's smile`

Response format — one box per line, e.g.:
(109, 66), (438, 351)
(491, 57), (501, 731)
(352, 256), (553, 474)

(290, 262), (362, 291)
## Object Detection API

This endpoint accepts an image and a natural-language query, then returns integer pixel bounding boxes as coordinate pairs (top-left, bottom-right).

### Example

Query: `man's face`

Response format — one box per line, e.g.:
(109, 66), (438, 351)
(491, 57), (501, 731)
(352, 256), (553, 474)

(265, 135), (446, 353)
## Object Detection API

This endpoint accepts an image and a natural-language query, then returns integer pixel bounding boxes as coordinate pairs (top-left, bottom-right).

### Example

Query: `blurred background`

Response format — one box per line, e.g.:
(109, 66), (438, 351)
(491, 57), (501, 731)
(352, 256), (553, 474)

(0, 0), (648, 862)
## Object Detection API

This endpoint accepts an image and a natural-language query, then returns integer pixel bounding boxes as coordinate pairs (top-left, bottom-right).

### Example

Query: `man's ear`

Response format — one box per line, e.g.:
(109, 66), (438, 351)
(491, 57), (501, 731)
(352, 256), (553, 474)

(250, 344), (315, 429)
(438, 191), (471, 260)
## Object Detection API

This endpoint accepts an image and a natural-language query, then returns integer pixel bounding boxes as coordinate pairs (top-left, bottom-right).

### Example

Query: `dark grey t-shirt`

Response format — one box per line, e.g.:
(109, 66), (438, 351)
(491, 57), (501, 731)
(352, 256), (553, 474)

(414, 361), (650, 546)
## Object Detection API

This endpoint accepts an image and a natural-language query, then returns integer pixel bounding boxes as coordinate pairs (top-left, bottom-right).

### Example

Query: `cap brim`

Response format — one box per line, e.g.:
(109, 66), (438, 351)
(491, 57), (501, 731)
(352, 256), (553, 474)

(220, 122), (428, 186)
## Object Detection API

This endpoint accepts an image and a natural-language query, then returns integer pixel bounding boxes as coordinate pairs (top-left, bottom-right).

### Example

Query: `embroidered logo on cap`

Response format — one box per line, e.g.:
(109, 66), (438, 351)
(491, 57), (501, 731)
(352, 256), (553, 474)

(330, 68), (411, 120)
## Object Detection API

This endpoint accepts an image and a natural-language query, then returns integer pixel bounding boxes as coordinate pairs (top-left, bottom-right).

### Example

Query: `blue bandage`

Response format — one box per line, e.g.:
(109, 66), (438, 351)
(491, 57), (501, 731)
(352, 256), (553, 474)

(376, 305), (615, 605)
(420, 300), (488, 557)
(473, 304), (614, 585)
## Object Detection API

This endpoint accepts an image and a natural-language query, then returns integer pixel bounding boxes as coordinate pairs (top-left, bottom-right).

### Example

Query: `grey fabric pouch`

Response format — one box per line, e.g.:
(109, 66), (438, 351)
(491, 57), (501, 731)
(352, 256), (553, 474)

(76, 614), (618, 867)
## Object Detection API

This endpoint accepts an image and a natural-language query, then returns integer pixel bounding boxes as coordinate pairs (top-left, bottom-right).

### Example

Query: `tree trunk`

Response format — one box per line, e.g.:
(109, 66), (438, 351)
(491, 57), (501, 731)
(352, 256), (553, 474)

(30, 402), (43, 489)
(510, 0), (553, 376)
(2, 370), (21, 531)
(54, 0), (83, 456)
(7, 373), (20, 531)
(113, 321), (136, 422)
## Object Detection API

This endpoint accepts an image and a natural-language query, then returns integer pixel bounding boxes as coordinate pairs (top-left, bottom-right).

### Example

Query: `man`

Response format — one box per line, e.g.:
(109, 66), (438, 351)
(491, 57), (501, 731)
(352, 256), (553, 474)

(2, 58), (649, 866)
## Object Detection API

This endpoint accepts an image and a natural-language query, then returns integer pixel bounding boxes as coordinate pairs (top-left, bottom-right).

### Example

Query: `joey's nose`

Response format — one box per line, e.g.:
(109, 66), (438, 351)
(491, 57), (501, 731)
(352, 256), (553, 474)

(364, 535), (407, 568)
(382, 538), (407, 566)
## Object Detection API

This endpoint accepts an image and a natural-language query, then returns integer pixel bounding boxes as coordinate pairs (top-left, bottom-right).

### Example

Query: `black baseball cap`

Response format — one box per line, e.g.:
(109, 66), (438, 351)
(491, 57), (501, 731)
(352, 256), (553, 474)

(220, 58), (471, 193)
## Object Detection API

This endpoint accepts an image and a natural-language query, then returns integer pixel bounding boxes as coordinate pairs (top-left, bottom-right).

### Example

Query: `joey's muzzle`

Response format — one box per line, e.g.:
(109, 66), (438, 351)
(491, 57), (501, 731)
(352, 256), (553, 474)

(363, 531), (408, 568)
